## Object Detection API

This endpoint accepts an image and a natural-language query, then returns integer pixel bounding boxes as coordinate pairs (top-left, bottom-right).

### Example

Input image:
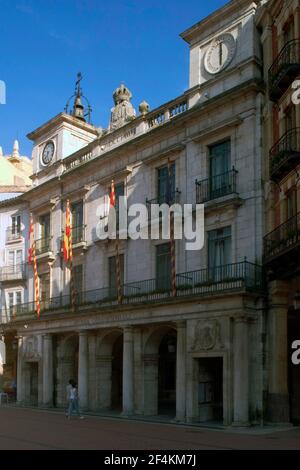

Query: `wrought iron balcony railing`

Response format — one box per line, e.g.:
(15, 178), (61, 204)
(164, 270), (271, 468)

(195, 168), (238, 204)
(270, 128), (300, 182)
(71, 225), (86, 245)
(264, 212), (300, 263)
(1, 261), (263, 323)
(6, 226), (22, 242)
(146, 189), (181, 206)
(35, 236), (52, 256)
(0, 263), (27, 282)
(269, 39), (300, 100)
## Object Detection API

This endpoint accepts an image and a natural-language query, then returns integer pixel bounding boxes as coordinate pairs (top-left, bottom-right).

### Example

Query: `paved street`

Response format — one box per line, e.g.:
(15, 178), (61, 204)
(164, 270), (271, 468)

(0, 407), (299, 450)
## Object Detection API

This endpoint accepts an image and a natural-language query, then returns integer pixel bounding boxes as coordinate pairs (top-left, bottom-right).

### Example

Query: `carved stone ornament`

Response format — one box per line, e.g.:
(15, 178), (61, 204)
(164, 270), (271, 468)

(109, 84), (136, 131)
(192, 320), (223, 351)
(23, 336), (40, 359)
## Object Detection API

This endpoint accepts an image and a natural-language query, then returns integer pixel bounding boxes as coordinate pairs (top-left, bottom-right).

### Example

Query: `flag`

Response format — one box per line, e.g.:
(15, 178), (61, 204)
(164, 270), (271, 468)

(167, 159), (177, 297)
(110, 180), (123, 305)
(28, 215), (40, 317)
(28, 216), (34, 265)
(63, 200), (72, 262)
(64, 200), (76, 311)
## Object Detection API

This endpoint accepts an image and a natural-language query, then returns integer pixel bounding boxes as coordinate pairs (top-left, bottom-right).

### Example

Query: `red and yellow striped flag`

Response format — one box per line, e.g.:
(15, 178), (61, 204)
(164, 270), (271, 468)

(28, 215), (41, 317)
(63, 200), (72, 262)
(110, 180), (123, 305)
(64, 200), (76, 311)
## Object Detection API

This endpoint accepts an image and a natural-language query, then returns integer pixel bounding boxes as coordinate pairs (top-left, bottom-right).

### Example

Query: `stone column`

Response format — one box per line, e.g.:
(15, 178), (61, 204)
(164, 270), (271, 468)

(176, 321), (186, 422)
(98, 356), (113, 410)
(267, 281), (290, 423)
(78, 331), (89, 410)
(122, 327), (134, 416)
(233, 317), (249, 426)
(42, 334), (53, 406)
(88, 335), (97, 411)
(16, 336), (24, 403)
(143, 354), (159, 415)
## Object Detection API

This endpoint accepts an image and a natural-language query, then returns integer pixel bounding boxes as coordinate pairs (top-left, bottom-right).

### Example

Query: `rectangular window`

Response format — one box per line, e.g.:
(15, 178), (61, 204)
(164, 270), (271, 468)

(71, 201), (83, 229)
(39, 213), (51, 240)
(8, 249), (23, 266)
(11, 215), (21, 235)
(71, 201), (84, 244)
(39, 273), (50, 304)
(209, 140), (231, 177)
(285, 105), (296, 133)
(208, 227), (232, 280)
(73, 265), (83, 294)
(283, 17), (295, 46)
(16, 291), (22, 305)
(115, 183), (125, 211)
(156, 243), (171, 291)
(157, 163), (175, 204)
(108, 255), (124, 296)
(8, 292), (14, 310)
(7, 291), (22, 316)
(287, 188), (297, 220)
(209, 141), (231, 199)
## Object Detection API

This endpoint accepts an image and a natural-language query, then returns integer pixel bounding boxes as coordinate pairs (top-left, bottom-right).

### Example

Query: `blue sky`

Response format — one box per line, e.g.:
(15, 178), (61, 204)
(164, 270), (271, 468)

(0, 0), (227, 157)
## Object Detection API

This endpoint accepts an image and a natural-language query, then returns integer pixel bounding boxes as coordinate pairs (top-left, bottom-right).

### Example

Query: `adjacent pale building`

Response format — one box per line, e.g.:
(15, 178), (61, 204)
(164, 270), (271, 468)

(0, 141), (32, 389)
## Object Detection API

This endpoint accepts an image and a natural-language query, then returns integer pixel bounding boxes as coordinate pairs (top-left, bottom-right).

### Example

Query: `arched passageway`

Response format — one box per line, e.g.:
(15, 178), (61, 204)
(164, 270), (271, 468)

(144, 326), (177, 417)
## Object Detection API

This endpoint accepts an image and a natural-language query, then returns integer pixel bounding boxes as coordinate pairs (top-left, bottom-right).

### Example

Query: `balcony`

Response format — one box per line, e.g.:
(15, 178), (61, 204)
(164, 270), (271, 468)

(35, 236), (55, 261)
(196, 168), (238, 204)
(146, 189), (181, 207)
(270, 128), (300, 182)
(264, 212), (300, 279)
(6, 227), (23, 243)
(269, 39), (300, 101)
(0, 263), (27, 282)
(60, 225), (87, 253)
(1, 261), (263, 323)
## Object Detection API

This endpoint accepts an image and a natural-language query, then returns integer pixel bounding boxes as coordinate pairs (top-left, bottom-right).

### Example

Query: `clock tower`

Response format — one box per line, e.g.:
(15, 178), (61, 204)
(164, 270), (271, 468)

(27, 73), (99, 186)
(180, 0), (260, 94)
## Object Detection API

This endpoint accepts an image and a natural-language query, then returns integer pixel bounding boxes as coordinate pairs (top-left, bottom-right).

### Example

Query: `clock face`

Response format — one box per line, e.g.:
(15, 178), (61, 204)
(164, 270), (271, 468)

(204, 33), (236, 75)
(42, 141), (55, 165)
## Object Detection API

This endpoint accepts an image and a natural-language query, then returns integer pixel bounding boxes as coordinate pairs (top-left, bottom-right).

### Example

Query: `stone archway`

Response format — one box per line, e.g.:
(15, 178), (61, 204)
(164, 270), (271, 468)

(56, 334), (79, 407)
(143, 326), (177, 417)
(96, 330), (123, 411)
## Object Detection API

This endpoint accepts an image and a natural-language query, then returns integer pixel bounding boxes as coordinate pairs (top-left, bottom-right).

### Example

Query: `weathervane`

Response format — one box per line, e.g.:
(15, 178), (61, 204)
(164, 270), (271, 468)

(64, 72), (92, 124)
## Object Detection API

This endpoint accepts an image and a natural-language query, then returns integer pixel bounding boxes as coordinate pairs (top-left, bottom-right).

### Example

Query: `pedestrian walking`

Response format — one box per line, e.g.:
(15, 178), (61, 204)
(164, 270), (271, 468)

(66, 380), (84, 419)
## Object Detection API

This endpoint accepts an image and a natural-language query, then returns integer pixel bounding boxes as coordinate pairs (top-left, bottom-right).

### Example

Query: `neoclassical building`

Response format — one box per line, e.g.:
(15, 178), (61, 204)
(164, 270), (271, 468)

(0, 0), (269, 426)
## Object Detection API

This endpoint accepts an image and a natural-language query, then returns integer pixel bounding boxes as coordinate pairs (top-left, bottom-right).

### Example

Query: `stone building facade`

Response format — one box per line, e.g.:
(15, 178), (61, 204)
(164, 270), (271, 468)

(0, 0), (272, 426)
(257, 0), (300, 424)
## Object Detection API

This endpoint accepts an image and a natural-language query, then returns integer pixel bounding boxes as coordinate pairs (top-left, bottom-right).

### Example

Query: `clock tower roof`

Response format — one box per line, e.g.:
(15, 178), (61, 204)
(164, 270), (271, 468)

(27, 112), (99, 142)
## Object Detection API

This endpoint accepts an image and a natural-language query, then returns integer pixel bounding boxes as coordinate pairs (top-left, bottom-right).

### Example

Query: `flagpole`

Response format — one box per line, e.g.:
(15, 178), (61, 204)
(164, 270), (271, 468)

(64, 200), (76, 312)
(28, 214), (41, 318)
(69, 224), (76, 312)
(32, 241), (41, 318)
(110, 180), (123, 305)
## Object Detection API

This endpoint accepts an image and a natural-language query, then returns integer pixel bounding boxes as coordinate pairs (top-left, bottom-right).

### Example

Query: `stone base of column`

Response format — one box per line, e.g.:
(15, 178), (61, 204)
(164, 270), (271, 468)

(267, 393), (290, 424)
(231, 420), (250, 427)
(174, 415), (186, 423)
(121, 410), (134, 418)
